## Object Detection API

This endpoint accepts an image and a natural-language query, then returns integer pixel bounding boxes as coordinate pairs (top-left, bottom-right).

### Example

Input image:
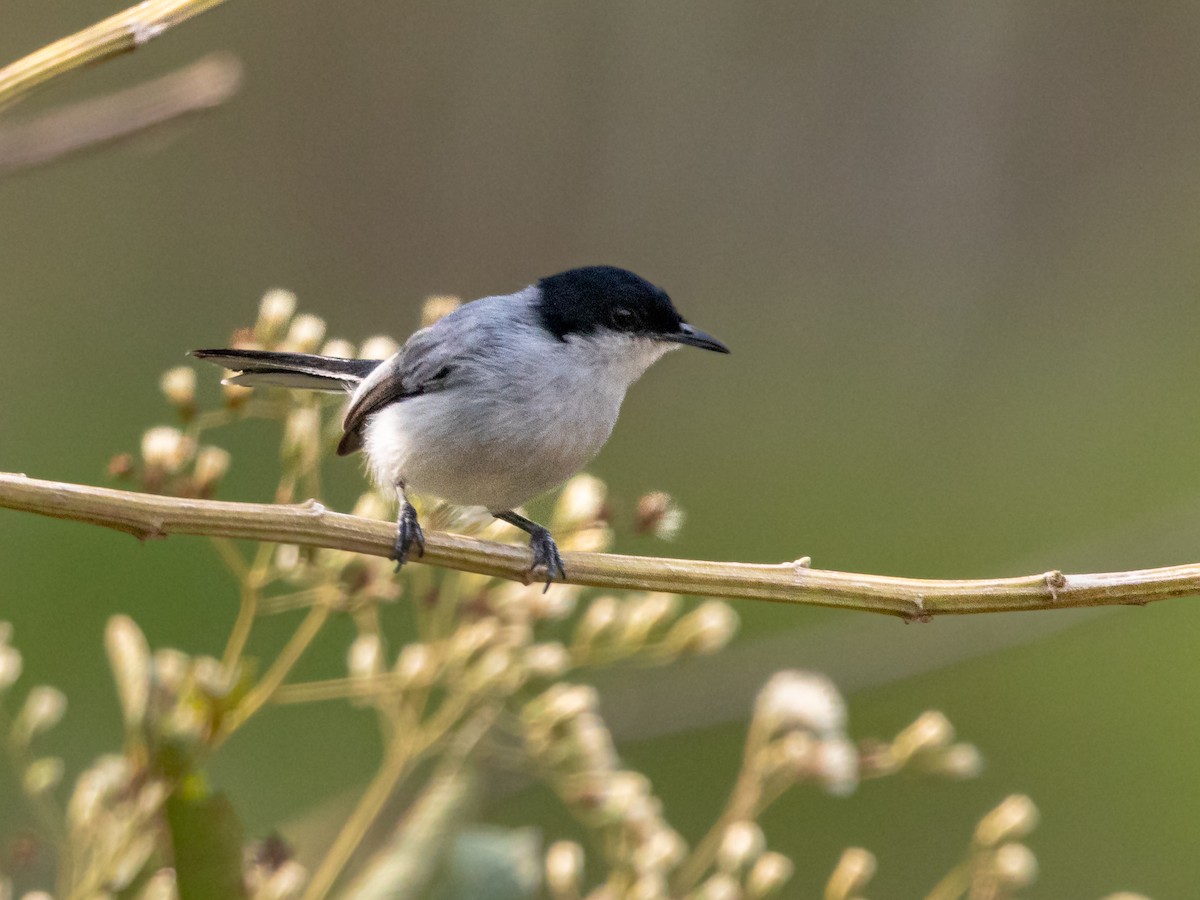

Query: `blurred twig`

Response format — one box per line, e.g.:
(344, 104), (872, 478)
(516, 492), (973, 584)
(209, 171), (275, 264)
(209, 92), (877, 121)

(0, 0), (231, 110)
(1, 472), (1196, 617)
(0, 53), (241, 175)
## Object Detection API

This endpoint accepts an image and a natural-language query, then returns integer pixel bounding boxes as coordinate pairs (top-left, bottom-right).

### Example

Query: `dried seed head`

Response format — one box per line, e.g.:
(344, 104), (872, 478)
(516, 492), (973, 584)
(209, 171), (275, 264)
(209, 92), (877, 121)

(283, 313), (327, 352)
(824, 847), (876, 900)
(105, 615), (151, 731)
(754, 670), (845, 738)
(747, 851), (795, 898)
(320, 338), (357, 359)
(975, 795), (1039, 847)
(992, 842), (1038, 889)
(545, 841), (584, 897)
(421, 295), (462, 327)
(717, 820), (765, 873)
(635, 491), (685, 540)
(256, 288), (297, 342)
(141, 426), (194, 473)
(159, 366), (196, 410)
(359, 335), (400, 360)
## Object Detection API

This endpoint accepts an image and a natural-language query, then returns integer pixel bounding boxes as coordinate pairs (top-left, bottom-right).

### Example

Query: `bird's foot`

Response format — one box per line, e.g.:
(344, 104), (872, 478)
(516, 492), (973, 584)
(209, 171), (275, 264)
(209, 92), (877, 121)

(528, 526), (566, 592)
(392, 503), (425, 572)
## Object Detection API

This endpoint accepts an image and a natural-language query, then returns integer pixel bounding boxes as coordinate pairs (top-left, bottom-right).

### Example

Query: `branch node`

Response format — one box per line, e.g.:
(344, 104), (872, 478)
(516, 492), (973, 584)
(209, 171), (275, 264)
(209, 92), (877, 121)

(793, 556), (812, 570)
(301, 498), (327, 516)
(902, 610), (933, 624)
(1044, 570), (1066, 602)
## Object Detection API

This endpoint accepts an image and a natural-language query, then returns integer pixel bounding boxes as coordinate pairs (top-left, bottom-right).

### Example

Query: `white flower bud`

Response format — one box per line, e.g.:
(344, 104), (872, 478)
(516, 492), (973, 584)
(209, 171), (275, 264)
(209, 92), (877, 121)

(754, 670), (845, 738)
(139, 868), (178, 900)
(153, 648), (191, 694)
(13, 686), (67, 744)
(192, 656), (234, 699)
(892, 710), (954, 762)
(694, 873), (740, 900)
(622, 593), (680, 644)
(525, 642), (571, 678)
(530, 588), (578, 622)
(320, 338), (357, 359)
(447, 619), (500, 666)
(574, 596), (621, 647)
(717, 820), (765, 873)
(545, 841), (584, 897)
(283, 313), (327, 352)
(421, 295), (462, 328)
(359, 335), (400, 360)
(747, 851), (795, 898)
(0, 644), (22, 691)
(556, 474), (607, 525)
(633, 827), (687, 874)
(538, 684), (599, 728)
(825, 847), (875, 899)
(933, 742), (984, 779)
(992, 842), (1038, 889)
(23, 757), (63, 796)
(257, 288), (297, 341)
(347, 634), (384, 679)
(395, 643), (438, 689)
(193, 446), (232, 490)
(159, 366), (196, 409)
(141, 426), (194, 473)
(106, 615), (151, 731)
(817, 736), (859, 796)
(282, 407), (321, 464)
(352, 491), (391, 521)
(628, 872), (668, 900)
(664, 601), (738, 655)
(975, 795), (1039, 847)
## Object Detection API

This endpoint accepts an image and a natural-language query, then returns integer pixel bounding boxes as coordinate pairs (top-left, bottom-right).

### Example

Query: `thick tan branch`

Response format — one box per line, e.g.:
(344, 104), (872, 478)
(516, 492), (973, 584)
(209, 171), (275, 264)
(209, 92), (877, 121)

(0, 472), (1195, 619)
(0, 0), (230, 110)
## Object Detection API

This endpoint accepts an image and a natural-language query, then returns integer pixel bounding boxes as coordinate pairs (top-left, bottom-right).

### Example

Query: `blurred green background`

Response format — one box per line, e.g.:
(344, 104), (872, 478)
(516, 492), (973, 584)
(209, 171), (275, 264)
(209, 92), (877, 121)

(4, 2), (1200, 895)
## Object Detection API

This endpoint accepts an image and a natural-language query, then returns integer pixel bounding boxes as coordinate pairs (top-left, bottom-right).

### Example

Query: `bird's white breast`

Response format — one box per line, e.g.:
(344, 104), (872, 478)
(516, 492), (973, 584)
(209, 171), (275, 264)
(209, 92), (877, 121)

(362, 327), (675, 512)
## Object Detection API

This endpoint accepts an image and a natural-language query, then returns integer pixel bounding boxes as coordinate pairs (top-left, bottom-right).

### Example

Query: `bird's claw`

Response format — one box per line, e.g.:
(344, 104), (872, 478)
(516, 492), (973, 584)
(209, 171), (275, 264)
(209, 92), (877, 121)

(528, 528), (566, 592)
(392, 504), (425, 573)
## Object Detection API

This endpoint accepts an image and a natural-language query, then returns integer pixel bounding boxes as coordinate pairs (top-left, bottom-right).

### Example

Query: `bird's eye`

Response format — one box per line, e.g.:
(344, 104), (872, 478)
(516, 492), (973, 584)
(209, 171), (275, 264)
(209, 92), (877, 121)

(612, 307), (640, 329)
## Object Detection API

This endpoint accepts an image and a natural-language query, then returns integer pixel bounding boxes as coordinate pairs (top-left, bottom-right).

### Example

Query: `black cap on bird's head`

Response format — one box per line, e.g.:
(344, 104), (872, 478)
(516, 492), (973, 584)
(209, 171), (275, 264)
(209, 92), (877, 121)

(536, 265), (730, 353)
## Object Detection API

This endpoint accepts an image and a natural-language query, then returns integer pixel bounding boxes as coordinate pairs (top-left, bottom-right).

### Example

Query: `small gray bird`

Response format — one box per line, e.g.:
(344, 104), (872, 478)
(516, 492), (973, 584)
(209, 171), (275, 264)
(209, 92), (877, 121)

(193, 266), (729, 586)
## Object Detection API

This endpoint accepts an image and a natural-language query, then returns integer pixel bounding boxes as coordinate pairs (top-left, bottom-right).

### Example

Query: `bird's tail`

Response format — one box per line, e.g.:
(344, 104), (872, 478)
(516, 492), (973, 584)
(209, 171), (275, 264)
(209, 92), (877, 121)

(190, 349), (383, 392)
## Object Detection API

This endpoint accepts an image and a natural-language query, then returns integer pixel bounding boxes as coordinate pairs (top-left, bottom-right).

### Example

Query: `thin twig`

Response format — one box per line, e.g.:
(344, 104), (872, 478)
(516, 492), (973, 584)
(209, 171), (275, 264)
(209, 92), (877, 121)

(0, 0), (231, 110)
(1, 472), (1197, 618)
(0, 53), (242, 175)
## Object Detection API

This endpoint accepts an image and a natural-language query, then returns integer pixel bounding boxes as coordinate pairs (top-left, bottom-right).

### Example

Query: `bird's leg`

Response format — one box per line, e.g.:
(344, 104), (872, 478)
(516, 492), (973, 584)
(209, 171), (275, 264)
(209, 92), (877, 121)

(391, 483), (425, 572)
(492, 510), (566, 591)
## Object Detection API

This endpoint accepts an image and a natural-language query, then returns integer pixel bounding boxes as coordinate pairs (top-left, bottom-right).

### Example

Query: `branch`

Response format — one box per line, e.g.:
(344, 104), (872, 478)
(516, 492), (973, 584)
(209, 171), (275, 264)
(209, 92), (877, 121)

(0, 53), (242, 175)
(0, 472), (1195, 619)
(0, 0), (230, 110)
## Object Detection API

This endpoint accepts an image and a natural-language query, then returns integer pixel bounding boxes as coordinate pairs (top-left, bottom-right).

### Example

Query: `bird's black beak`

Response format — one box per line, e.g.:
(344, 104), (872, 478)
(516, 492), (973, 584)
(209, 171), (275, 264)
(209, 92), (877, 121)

(660, 322), (731, 353)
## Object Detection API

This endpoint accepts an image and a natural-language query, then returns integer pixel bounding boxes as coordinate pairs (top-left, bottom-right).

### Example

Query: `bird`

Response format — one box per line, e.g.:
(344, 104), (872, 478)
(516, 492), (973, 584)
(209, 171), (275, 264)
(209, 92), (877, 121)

(193, 265), (729, 587)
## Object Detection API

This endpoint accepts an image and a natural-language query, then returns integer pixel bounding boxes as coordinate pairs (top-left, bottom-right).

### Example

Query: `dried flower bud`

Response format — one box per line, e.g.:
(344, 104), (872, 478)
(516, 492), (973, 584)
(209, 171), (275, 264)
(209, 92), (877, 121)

(421, 295), (462, 327)
(347, 634), (384, 679)
(633, 827), (687, 874)
(359, 335), (400, 360)
(395, 643), (438, 689)
(23, 757), (64, 796)
(975, 795), (1039, 847)
(106, 615), (151, 731)
(153, 648), (191, 695)
(283, 313), (327, 352)
(447, 619), (500, 667)
(352, 491), (391, 521)
(635, 491), (684, 540)
(825, 847), (875, 900)
(256, 288), (297, 342)
(222, 379), (253, 408)
(465, 646), (518, 694)
(628, 873), (668, 900)
(21, 892), (54, 900)
(68, 755), (132, 831)
(192, 656), (235, 699)
(769, 729), (817, 780)
(193, 446), (232, 492)
(139, 868), (178, 900)
(160, 366), (196, 412)
(107, 452), (136, 479)
(892, 710), (954, 763)
(622, 593), (680, 645)
(526, 642), (571, 679)
(717, 820), (765, 873)
(275, 543), (302, 574)
(555, 474), (607, 526)
(991, 842), (1038, 890)
(282, 407), (321, 466)
(13, 686), (67, 744)
(573, 713), (618, 774)
(545, 841), (584, 898)
(663, 601), (738, 655)
(530, 588), (578, 622)
(141, 426), (194, 473)
(320, 338), (357, 359)
(747, 851), (795, 898)
(0, 644), (22, 691)
(694, 873), (740, 900)
(754, 670), (845, 738)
